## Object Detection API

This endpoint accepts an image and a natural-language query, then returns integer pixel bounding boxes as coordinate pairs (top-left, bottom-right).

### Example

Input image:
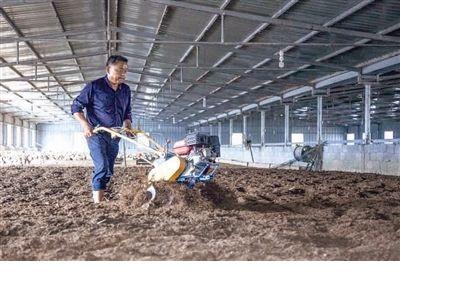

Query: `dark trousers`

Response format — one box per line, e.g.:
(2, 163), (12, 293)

(86, 133), (120, 191)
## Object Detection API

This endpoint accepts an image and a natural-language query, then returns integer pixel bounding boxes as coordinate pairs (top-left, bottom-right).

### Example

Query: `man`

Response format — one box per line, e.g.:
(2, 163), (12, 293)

(71, 55), (132, 204)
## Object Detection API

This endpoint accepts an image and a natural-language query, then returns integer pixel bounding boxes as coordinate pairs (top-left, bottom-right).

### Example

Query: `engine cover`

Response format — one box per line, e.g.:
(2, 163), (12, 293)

(148, 156), (187, 182)
(173, 139), (193, 155)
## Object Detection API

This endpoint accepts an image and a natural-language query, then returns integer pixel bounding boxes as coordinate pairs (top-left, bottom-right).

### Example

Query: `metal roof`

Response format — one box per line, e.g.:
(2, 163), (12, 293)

(0, 0), (399, 126)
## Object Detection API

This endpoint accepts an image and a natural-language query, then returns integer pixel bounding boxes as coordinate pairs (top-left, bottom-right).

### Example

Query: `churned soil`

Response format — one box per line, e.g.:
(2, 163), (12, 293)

(0, 165), (399, 260)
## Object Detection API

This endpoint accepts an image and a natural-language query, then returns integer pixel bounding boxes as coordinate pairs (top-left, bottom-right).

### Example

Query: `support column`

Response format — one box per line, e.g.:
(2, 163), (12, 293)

(27, 124), (31, 148)
(218, 122), (222, 144)
(260, 110), (266, 146)
(364, 84), (372, 144)
(21, 126), (25, 148)
(12, 118), (17, 147)
(19, 119), (23, 148)
(284, 104), (290, 146)
(229, 118), (233, 145)
(22, 121), (29, 149)
(30, 122), (36, 148)
(0, 114), (3, 146)
(317, 95), (323, 143)
(243, 115), (248, 138)
(209, 124), (213, 136)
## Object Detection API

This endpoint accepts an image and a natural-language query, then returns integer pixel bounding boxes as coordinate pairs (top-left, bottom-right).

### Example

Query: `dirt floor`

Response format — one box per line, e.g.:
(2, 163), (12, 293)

(0, 165), (399, 260)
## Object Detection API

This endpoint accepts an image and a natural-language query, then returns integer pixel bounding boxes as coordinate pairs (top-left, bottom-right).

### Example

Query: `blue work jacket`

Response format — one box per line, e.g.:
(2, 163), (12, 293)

(71, 76), (132, 127)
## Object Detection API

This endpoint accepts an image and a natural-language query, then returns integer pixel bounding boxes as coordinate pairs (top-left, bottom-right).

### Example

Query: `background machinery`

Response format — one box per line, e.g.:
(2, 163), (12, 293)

(275, 142), (325, 171)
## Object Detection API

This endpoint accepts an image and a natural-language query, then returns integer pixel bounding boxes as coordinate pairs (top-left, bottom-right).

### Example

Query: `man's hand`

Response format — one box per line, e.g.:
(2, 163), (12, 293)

(123, 119), (132, 130)
(74, 112), (95, 138)
(83, 123), (94, 138)
(123, 119), (133, 137)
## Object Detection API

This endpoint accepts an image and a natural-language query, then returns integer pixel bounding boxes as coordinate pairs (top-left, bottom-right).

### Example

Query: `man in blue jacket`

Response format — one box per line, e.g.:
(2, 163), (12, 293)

(71, 55), (132, 204)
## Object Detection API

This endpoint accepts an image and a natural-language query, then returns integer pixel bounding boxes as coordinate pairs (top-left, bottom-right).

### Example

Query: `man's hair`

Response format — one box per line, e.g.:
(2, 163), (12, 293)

(106, 55), (128, 67)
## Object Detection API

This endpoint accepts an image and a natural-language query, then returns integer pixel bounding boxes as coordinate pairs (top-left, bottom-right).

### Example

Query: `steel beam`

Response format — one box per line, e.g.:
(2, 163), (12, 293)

(182, 0), (391, 124)
(162, 0), (297, 119)
(0, 60), (65, 120)
(0, 7), (73, 116)
(0, 28), (105, 45)
(145, 0), (399, 43)
(0, 0), (52, 6)
(50, 2), (86, 82)
(315, 53), (399, 89)
(130, 69), (250, 93)
(119, 50), (347, 86)
(227, 0), (376, 86)
(134, 5), (168, 112)
(0, 67), (101, 82)
(115, 40), (355, 70)
(189, 34), (400, 124)
(1, 36), (400, 47)
(154, 0), (233, 118)
(0, 51), (107, 67)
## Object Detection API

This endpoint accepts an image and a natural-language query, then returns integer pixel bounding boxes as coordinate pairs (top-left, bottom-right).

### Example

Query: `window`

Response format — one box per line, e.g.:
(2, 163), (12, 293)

(231, 133), (243, 146)
(384, 130), (394, 144)
(347, 133), (355, 145)
(384, 131), (394, 140)
(291, 133), (304, 144)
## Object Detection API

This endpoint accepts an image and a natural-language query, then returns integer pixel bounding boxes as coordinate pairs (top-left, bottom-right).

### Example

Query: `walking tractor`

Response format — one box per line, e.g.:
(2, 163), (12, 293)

(93, 127), (220, 201)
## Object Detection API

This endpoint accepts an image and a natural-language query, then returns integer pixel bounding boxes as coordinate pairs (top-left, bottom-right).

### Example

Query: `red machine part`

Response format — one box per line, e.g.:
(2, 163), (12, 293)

(172, 139), (193, 155)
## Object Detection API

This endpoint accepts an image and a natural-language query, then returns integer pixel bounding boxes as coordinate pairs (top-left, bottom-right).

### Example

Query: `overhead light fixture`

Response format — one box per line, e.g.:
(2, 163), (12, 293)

(278, 50), (284, 68)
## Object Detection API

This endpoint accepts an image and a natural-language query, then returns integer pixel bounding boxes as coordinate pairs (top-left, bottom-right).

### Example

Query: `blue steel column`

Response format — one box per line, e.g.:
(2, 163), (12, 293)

(260, 110), (266, 146)
(229, 118), (233, 145)
(317, 95), (323, 143)
(364, 84), (372, 144)
(243, 114), (248, 139)
(218, 121), (222, 144)
(284, 104), (290, 146)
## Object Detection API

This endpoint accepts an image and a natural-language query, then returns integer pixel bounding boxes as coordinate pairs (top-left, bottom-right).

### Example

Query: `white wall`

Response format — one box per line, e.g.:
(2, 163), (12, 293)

(220, 142), (400, 176)
(323, 143), (400, 175)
